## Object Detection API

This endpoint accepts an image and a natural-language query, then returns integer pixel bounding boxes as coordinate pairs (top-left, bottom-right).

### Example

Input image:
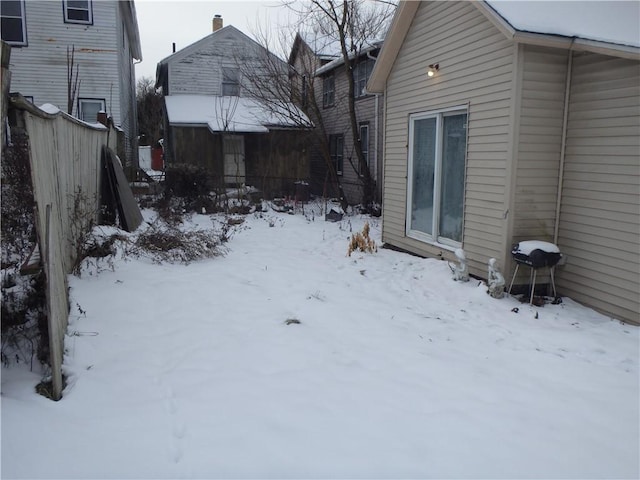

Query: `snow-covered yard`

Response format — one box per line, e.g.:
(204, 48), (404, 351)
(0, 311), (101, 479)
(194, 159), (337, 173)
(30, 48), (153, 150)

(2, 204), (638, 479)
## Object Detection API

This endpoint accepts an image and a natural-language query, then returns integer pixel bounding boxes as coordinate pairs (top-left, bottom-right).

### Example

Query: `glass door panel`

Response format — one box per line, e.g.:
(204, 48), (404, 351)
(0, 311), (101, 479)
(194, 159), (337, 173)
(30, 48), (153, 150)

(410, 117), (436, 236)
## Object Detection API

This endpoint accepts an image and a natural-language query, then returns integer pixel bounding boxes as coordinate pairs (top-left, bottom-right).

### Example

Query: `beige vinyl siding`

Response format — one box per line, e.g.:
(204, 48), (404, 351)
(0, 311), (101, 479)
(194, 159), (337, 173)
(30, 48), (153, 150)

(509, 46), (568, 283)
(382, 1), (514, 275)
(9, 1), (122, 124)
(556, 53), (640, 324)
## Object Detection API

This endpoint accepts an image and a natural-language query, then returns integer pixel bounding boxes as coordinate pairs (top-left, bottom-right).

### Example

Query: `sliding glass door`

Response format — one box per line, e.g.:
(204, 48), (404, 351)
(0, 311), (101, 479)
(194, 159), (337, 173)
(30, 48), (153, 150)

(407, 109), (467, 246)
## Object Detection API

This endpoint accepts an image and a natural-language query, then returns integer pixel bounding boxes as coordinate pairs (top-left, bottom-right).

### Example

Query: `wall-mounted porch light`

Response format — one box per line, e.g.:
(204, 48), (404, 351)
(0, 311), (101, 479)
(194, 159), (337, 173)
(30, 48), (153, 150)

(427, 63), (439, 77)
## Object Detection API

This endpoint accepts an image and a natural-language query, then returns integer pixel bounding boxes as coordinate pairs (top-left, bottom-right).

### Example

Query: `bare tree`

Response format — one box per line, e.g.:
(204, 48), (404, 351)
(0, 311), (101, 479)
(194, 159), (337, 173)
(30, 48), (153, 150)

(136, 76), (163, 145)
(242, 0), (395, 209)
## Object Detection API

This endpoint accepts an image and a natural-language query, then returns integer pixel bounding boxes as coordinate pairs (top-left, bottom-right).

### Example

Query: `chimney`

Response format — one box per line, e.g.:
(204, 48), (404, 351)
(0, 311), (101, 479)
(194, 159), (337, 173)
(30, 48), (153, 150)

(212, 14), (223, 32)
(96, 111), (108, 127)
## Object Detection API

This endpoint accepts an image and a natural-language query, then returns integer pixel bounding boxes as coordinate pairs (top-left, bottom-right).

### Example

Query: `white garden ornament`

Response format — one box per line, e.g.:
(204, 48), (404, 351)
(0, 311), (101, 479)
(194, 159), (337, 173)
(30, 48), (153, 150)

(487, 258), (505, 299)
(452, 248), (469, 282)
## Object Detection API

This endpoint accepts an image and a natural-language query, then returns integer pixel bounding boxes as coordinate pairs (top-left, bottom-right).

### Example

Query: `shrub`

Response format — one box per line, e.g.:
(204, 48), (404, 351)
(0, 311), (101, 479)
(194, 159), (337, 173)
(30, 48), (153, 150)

(1, 130), (49, 368)
(164, 164), (212, 200)
(347, 222), (377, 256)
(130, 220), (228, 265)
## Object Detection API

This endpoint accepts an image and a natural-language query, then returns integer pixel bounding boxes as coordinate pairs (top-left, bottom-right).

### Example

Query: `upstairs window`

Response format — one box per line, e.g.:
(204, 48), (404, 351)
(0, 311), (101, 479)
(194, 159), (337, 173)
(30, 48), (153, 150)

(64, 0), (92, 25)
(1, 0), (27, 46)
(78, 98), (105, 123)
(329, 134), (343, 175)
(323, 75), (335, 108)
(222, 67), (240, 96)
(354, 58), (374, 98)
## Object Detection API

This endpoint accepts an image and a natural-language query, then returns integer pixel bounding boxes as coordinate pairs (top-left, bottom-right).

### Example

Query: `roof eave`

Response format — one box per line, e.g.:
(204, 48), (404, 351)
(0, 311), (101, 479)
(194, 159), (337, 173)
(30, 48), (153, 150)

(122, 1), (142, 61)
(572, 37), (640, 61)
(479, 1), (640, 60)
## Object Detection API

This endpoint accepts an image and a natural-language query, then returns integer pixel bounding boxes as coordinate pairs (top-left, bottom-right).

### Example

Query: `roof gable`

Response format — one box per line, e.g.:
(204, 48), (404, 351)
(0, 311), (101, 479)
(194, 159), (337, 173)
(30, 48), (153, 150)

(157, 25), (263, 66)
(368, 0), (640, 93)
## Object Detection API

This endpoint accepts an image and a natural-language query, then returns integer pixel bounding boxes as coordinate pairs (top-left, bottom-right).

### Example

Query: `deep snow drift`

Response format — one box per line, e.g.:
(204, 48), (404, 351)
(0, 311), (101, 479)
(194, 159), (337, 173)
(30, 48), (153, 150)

(2, 204), (638, 479)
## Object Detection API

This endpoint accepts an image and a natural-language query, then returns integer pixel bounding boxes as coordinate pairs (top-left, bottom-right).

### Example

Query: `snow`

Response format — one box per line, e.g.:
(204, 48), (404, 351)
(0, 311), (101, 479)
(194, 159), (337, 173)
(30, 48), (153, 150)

(513, 240), (561, 255)
(165, 95), (311, 133)
(487, 1), (640, 48)
(2, 205), (639, 479)
(36, 103), (107, 130)
(315, 41), (384, 77)
(38, 103), (60, 115)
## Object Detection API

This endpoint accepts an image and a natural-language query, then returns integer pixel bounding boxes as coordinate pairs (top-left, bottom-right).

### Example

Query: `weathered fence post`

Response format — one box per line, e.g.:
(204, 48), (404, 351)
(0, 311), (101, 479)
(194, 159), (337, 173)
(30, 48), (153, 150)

(44, 203), (63, 400)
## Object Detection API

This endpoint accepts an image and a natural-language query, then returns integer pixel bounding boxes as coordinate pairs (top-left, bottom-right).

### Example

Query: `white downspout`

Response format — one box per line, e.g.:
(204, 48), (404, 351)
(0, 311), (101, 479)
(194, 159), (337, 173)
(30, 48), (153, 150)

(553, 49), (573, 244)
(373, 92), (379, 185)
(367, 51), (381, 199)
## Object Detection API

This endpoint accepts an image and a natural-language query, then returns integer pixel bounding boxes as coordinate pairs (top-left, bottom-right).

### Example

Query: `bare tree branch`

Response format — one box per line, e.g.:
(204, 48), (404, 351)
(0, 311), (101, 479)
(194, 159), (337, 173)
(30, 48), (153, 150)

(242, 0), (395, 207)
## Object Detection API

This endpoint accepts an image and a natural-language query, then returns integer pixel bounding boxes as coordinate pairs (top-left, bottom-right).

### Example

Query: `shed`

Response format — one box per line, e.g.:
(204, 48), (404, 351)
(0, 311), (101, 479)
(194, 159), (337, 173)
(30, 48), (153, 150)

(164, 94), (311, 197)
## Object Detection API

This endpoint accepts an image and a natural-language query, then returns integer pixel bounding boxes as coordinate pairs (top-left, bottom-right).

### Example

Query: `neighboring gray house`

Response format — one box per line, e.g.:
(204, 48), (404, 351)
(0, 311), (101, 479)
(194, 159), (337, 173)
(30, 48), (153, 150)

(155, 19), (311, 197)
(367, 1), (639, 324)
(2, 0), (142, 165)
(288, 33), (384, 205)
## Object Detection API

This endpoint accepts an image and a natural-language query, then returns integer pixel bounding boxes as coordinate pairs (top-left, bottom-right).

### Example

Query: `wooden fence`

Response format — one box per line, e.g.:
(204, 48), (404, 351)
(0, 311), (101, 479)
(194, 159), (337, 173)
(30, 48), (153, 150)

(10, 95), (117, 400)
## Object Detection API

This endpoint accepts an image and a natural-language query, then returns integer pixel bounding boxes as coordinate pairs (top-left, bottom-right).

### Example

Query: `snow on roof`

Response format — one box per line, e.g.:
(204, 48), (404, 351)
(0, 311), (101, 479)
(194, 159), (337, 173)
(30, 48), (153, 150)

(315, 40), (384, 76)
(486, 1), (640, 48)
(164, 95), (310, 133)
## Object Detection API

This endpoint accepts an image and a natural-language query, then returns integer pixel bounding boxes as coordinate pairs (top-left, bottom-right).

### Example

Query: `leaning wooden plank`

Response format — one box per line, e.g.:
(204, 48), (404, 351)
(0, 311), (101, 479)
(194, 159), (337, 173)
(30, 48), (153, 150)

(104, 146), (143, 232)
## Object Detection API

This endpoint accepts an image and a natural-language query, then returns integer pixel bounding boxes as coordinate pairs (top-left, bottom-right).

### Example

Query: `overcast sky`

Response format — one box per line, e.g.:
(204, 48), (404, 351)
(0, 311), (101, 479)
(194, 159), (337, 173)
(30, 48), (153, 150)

(134, 0), (294, 82)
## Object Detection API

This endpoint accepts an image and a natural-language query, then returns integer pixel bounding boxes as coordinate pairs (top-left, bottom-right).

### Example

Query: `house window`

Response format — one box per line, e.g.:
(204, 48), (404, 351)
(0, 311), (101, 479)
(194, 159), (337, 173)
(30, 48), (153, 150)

(301, 75), (308, 108)
(407, 108), (467, 247)
(63, 0), (92, 24)
(354, 58), (373, 98)
(329, 134), (343, 175)
(222, 67), (240, 96)
(359, 123), (369, 175)
(323, 75), (335, 108)
(1, 0), (27, 46)
(78, 98), (105, 123)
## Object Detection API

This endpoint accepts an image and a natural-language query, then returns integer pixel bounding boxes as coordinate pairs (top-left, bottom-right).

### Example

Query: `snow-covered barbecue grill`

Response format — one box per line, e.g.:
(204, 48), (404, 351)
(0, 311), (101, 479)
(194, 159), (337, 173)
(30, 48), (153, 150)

(508, 240), (562, 305)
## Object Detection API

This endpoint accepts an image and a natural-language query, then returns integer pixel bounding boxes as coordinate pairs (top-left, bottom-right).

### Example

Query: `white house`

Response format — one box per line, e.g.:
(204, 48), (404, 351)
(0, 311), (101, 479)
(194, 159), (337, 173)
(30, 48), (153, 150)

(155, 18), (311, 197)
(2, 0), (142, 165)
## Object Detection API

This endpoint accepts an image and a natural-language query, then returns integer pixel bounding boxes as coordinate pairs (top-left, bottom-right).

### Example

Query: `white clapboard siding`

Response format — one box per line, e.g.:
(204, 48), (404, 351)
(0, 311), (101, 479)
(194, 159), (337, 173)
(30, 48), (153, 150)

(116, 3), (138, 164)
(8, 1), (139, 166)
(315, 60), (382, 204)
(166, 27), (268, 97)
(383, 0), (514, 274)
(9, 1), (121, 122)
(556, 52), (640, 323)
